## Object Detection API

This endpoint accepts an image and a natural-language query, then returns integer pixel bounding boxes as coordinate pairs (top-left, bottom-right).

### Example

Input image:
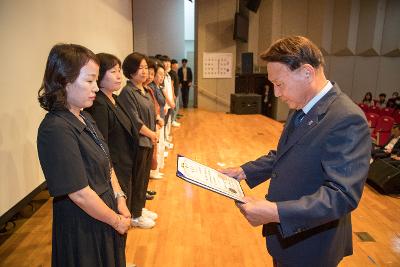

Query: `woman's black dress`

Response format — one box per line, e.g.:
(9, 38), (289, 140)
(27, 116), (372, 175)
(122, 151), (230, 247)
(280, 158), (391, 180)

(37, 109), (125, 267)
(85, 90), (138, 212)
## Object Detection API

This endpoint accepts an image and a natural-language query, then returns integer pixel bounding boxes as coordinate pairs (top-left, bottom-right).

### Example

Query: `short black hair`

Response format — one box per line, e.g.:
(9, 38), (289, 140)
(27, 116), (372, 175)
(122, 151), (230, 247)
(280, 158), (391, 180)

(122, 52), (147, 79)
(38, 43), (99, 111)
(148, 57), (165, 73)
(159, 55), (171, 62)
(171, 59), (178, 64)
(155, 59), (165, 71)
(147, 57), (157, 71)
(379, 93), (386, 97)
(96, 53), (121, 88)
(182, 58), (188, 63)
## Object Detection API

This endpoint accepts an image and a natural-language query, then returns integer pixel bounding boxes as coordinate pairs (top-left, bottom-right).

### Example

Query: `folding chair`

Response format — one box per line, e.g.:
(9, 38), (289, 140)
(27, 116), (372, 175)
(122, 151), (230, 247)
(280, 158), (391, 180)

(372, 116), (395, 146)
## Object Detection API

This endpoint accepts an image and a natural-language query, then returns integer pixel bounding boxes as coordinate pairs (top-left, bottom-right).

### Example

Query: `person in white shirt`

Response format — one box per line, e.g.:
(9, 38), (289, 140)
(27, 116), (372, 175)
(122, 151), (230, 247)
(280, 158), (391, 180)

(160, 55), (175, 147)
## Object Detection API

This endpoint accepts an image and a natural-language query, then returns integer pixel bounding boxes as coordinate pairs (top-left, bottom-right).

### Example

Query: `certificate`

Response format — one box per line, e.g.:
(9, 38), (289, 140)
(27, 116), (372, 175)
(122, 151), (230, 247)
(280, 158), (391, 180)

(176, 155), (245, 203)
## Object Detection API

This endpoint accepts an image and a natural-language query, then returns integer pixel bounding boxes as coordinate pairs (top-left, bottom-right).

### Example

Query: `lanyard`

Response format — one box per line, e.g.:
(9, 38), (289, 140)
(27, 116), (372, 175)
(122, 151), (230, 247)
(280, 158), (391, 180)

(80, 113), (112, 180)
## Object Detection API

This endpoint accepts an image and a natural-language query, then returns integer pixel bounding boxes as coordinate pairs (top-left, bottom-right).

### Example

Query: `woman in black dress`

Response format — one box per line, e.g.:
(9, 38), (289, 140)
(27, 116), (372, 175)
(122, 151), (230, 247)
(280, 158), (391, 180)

(118, 52), (158, 229)
(85, 53), (139, 215)
(37, 44), (131, 267)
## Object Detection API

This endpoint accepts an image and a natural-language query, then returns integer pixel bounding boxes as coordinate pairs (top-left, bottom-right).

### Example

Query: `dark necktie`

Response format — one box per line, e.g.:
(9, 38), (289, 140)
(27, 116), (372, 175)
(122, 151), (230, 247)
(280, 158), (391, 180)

(293, 109), (306, 128)
(286, 110), (305, 142)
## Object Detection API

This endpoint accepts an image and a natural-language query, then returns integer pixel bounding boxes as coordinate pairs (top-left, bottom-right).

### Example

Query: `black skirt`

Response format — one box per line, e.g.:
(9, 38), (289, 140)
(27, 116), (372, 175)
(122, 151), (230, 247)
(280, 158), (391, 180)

(51, 189), (126, 267)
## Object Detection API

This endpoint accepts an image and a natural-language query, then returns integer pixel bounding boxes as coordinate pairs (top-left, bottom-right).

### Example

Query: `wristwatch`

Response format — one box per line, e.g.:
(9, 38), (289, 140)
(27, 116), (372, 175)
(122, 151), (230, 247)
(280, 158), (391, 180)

(114, 191), (127, 199)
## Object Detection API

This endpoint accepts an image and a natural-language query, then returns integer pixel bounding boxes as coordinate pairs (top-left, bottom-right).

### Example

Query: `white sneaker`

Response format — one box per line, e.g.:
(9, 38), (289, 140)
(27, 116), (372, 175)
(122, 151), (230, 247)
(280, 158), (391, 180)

(131, 216), (155, 229)
(165, 142), (174, 149)
(172, 121), (181, 127)
(150, 170), (164, 179)
(142, 208), (158, 220)
(150, 172), (163, 179)
(164, 151), (169, 158)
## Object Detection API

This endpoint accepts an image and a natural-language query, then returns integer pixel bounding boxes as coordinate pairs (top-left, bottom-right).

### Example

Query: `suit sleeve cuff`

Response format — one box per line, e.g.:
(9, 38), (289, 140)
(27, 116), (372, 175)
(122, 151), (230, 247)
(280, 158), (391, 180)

(277, 201), (310, 238)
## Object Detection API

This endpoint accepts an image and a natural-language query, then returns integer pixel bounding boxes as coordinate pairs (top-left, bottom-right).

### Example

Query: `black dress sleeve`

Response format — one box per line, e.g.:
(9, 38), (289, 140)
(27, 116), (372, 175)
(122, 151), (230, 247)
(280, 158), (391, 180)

(37, 120), (89, 197)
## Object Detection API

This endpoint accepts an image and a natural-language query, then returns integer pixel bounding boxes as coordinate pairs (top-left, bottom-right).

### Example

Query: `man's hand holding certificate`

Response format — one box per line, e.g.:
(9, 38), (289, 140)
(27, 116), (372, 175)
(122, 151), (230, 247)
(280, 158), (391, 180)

(176, 155), (245, 203)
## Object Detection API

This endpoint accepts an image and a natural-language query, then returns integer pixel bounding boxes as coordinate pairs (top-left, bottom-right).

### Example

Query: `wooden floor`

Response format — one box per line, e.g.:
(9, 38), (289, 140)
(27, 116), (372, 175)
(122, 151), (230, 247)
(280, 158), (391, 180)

(1, 108), (400, 267)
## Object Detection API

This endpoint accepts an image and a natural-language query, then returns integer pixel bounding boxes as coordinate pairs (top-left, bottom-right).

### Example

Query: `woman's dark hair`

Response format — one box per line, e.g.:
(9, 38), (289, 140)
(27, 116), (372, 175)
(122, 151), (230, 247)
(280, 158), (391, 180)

(147, 57), (156, 71)
(38, 44), (99, 111)
(96, 53), (121, 88)
(153, 59), (165, 86)
(148, 58), (165, 78)
(153, 59), (165, 73)
(159, 55), (171, 62)
(363, 92), (373, 102)
(122, 52), (147, 79)
(260, 36), (324, 71)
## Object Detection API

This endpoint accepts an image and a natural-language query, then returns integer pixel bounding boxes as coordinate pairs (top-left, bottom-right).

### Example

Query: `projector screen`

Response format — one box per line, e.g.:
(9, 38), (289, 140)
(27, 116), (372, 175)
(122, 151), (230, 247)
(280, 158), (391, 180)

(0, 0), (133, 219)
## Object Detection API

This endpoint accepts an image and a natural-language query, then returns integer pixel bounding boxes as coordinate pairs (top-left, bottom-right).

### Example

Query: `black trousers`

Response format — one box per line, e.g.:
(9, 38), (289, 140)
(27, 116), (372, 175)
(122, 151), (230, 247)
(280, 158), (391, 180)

(181, 81), (190, 108)
(131, 146), (153, 218)
(371, 148), (389, 159)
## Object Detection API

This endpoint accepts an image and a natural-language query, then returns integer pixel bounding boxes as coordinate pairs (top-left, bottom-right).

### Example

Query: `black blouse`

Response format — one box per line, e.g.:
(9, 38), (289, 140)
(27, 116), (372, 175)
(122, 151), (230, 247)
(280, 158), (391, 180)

(37, 109), (126, 267)
(85, 91), (138, 193)
(37, 109), (111, 197)
(118, 80), (156, 148)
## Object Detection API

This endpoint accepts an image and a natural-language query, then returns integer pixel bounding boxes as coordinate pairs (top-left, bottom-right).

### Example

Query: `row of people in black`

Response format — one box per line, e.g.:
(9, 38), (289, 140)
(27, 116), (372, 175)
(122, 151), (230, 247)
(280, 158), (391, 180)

(37, 44), (187, 266)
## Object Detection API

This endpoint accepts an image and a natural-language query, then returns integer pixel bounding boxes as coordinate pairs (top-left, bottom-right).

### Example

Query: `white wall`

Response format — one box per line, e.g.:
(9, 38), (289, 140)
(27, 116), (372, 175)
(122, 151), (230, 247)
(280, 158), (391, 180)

(257, 0), (400, 107)
(133, 0), (185, 60)
(197, 0), (237, 112)
(0, 0), (133, 217)
(185, 0), (195, 41)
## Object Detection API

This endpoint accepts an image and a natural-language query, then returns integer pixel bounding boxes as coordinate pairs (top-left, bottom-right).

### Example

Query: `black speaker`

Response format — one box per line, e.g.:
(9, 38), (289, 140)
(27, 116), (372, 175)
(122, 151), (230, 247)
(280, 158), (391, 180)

(242, 52), (253, 74)
(246, 0), (261, 12)
(230, 93), (261, 114)
(367, 159), (400, 194)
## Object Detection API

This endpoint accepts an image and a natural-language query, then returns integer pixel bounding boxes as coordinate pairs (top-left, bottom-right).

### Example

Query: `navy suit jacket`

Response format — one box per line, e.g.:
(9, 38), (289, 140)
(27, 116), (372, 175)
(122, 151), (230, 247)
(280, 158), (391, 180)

(241, 83), (371, 266)
(178, 66), (193, 84)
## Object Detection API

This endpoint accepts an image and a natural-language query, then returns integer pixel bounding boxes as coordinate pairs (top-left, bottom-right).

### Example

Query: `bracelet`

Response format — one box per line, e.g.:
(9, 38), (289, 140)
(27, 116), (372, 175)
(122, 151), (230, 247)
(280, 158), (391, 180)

(114, 191), (127, 199)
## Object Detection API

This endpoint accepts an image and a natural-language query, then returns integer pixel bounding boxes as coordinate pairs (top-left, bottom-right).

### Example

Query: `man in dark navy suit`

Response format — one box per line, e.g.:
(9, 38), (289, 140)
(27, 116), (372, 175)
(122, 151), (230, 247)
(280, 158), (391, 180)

(221, 36), (371, 267)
